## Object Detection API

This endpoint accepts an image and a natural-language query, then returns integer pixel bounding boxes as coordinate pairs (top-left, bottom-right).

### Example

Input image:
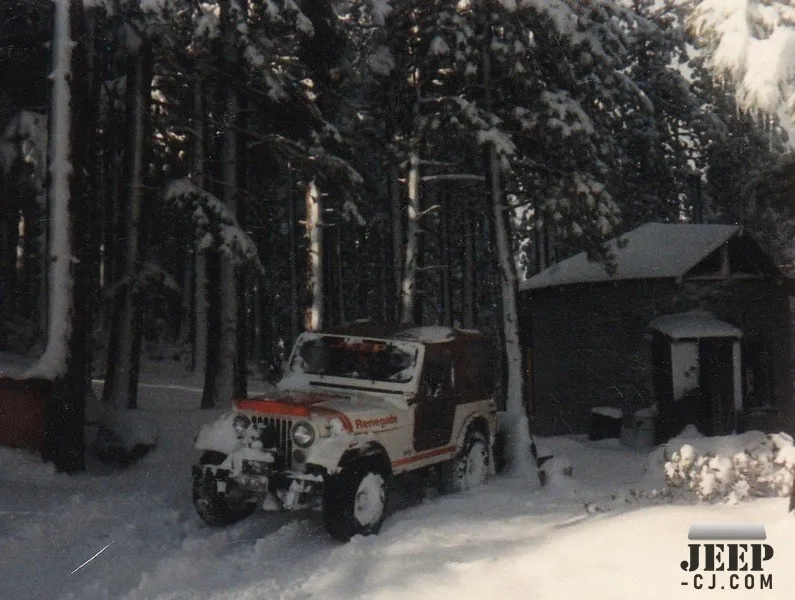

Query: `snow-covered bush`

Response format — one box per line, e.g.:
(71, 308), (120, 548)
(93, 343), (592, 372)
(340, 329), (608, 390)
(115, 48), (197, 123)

(92, 408), (158, 467)
(664, 432), (795, 503)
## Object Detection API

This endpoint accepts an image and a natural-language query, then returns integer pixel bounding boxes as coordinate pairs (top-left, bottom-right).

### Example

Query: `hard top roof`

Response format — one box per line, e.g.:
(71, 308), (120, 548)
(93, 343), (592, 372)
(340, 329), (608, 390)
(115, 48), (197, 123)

(316, 322), (489, 344)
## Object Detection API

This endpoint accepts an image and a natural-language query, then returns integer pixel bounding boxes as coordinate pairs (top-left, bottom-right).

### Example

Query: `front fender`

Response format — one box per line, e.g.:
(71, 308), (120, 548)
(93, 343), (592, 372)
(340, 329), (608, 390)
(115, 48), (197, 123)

(303, 436), (359, 474)
(195, 412), (245, 455)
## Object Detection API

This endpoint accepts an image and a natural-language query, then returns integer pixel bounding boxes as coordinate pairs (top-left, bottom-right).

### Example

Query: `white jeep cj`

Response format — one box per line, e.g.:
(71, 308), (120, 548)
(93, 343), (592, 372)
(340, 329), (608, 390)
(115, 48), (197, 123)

(192, 324), (498, 541)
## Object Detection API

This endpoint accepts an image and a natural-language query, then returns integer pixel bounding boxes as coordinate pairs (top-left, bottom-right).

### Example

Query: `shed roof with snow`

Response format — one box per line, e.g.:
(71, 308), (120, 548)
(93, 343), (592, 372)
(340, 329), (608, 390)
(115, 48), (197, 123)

(520, 223), (740, 291)
(647, 311), (743, 340)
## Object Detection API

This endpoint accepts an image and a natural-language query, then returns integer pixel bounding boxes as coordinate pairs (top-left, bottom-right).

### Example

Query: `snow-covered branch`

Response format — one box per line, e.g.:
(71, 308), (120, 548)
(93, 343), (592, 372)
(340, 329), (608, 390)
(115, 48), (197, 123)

(164, 178), (264, 273)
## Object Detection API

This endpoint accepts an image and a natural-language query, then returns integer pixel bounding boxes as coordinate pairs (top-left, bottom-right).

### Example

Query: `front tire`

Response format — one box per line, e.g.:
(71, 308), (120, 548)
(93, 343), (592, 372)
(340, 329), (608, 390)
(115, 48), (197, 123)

(323, 462), (389, 542)
(193, 452), (255, 527)
(441, 429), (489, 494)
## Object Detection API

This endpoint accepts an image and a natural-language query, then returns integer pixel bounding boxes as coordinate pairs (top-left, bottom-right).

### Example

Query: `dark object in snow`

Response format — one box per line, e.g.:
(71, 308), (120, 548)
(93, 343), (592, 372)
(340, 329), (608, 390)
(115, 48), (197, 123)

(588, 407), (623, 441)
(531, 434), (555, 486)
(621, 407), (656, 448)
(92, 427), (154, 467)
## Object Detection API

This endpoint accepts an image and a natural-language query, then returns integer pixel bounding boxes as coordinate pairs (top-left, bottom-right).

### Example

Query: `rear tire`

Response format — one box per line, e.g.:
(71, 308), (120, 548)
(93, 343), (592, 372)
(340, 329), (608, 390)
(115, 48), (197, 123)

(193, 452), (255, 527)
(441, 429), (489, 494)
(323, 461), (389, 542)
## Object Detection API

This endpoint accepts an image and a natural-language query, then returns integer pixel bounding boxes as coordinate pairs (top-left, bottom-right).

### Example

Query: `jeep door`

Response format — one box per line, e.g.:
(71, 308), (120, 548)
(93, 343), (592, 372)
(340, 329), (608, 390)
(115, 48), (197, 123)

(413, 346), (457, 452)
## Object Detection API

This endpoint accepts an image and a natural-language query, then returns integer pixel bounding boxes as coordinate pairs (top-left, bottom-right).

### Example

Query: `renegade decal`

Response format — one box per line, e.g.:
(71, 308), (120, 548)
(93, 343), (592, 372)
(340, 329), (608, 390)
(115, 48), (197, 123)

(354, 415), (398, 429)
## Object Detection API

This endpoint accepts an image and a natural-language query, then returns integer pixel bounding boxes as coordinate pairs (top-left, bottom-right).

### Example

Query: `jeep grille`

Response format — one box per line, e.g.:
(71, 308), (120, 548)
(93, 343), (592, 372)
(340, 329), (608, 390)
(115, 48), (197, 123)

(250, 415), (293, 469)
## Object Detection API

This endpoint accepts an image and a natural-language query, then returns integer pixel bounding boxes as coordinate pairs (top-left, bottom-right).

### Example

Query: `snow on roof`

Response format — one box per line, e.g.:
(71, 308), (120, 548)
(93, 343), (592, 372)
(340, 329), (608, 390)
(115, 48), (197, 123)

(648, 311), (742, 340)
(319, 322), (486, 344)
(520, 223), (739, 291)
(396, 326), (456, 343)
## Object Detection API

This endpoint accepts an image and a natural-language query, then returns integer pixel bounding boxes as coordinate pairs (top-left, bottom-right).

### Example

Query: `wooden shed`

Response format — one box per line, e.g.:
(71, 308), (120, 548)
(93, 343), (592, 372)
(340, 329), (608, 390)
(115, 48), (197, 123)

(518, 223), (794, 442)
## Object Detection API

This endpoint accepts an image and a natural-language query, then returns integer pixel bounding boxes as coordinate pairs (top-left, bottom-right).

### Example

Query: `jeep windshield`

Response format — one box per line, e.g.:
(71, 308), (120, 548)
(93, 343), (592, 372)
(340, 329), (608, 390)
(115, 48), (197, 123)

(287, 335), (419, 384)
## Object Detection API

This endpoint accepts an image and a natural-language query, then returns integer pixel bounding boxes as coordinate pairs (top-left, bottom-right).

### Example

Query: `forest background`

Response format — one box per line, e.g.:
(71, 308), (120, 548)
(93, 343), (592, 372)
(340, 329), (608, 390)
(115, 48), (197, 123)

(2, 0), (795, 473)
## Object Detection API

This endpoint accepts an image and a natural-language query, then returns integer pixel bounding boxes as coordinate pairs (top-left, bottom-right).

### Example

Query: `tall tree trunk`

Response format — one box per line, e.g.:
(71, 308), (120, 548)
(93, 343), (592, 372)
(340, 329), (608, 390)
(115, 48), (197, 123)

(288, 171), (299, 344)
(480, 3), (531, 475)
(201, 247), (221, 409)
(61, 0), (91, 474)
(234, 87), (249, 398)
(335, 223), (346, 325)
(215, 110), (238, 404)
(400, 150), (421, 325)
(177, 247), (193, 345)
(103, 36), (152, 410)
(192, 76), (208, 373)
(440, 184), (452, 327)
(30, 0), (89, 473)
(305, 178), (323, 331)
(100, 87), (122, 334)
(462, 195), (475, 328)
(379, 227), (389, 323)
(390, 165), (403, 321)
(210, 0), (241, 406)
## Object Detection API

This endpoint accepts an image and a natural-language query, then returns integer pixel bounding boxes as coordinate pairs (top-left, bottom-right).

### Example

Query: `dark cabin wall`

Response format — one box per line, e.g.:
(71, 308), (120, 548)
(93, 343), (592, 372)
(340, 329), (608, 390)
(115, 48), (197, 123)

(524, 279), (679, 435)
(522, 275), (793, 436)
(682, 277), (794, 433)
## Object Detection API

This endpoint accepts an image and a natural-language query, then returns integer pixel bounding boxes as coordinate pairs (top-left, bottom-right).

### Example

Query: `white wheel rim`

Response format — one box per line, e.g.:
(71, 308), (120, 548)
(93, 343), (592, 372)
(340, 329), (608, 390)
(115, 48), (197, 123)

(354, 473), (386, 527)
(463, 441), (487, 489)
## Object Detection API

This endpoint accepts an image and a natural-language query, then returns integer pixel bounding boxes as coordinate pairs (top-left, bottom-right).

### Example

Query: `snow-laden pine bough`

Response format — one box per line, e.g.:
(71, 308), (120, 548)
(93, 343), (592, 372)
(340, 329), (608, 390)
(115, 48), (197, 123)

(192, 324), (498, 541)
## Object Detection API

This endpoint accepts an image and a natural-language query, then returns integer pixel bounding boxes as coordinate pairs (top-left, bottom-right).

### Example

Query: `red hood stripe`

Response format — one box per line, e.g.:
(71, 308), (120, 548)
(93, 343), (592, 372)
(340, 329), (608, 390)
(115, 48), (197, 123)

(234, 399), (311, 418)
(234, 397), (354, 432)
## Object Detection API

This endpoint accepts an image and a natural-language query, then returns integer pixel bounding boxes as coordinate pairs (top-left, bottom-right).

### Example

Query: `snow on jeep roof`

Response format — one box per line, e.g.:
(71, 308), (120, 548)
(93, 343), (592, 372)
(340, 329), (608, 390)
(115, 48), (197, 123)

(317, 322), (488, 344)
(396, 326), (456, 343)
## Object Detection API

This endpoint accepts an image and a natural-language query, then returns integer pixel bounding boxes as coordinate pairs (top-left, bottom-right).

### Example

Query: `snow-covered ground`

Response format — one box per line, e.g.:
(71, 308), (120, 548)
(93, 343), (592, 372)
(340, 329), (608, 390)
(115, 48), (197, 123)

(1, 364), (794, 600)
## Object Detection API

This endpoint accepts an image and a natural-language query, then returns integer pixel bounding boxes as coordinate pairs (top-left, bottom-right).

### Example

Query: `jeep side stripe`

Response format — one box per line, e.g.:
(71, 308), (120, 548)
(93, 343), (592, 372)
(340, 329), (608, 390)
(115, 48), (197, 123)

(391, 445), (457, 468)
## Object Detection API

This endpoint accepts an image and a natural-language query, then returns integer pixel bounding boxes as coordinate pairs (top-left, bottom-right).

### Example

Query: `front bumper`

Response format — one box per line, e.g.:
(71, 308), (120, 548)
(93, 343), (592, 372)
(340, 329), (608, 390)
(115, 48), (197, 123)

(192, 460), (324, 511)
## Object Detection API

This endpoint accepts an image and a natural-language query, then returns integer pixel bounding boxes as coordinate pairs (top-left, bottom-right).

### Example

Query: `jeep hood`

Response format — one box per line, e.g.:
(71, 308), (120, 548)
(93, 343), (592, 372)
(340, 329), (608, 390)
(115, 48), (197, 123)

(235, 391), (407, 433)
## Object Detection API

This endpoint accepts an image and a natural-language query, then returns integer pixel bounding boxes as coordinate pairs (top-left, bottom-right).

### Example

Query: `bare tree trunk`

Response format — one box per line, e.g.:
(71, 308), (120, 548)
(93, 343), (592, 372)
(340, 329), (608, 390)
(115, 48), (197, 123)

(336, 223), (346, 325)
(462, 195), (475, 328)
(194, 250), (208, 372)
(210, 0), (241, 405)
(235, 99), (249, 399)
(177, 246), (193, 345)
(400, 150), (421, 325)
(440, 184), (452, 327)
(481, 3), (531, 475)
(31, 0), (74, 378)
(288, 171), (299, 344)
(379, 228), (389, 322)
(192, 76), (208, 373)
(100, 88), (122, 335)
(33, 0), (89, 473)
(216, 103), (238, 404)
(60, 0), (91, 474)
(201, 248), (221, 409)
(103, 36), (152, 410)
(390, 165), (403, 320)
(305, 178), (323, 331)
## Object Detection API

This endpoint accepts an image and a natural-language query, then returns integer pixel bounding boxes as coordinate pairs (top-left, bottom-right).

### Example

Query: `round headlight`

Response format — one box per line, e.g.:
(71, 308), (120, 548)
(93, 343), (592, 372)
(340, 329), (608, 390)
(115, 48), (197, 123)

(232, 414), (251, 437)
(291, 421), (315, 448)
